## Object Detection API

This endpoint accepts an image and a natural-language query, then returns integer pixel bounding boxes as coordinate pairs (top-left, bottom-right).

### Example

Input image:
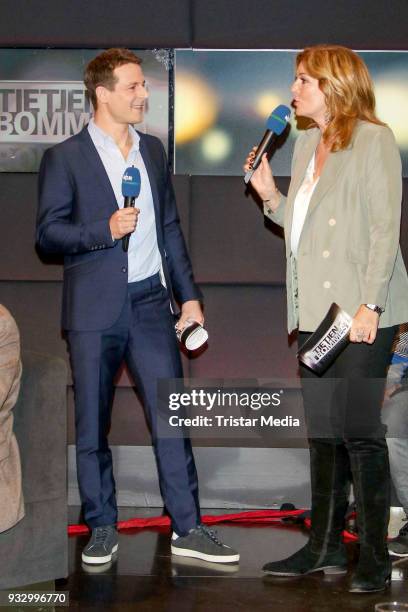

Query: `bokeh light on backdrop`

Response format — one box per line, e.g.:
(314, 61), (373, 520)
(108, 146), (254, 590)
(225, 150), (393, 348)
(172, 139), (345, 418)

(174, 50), (408, 176)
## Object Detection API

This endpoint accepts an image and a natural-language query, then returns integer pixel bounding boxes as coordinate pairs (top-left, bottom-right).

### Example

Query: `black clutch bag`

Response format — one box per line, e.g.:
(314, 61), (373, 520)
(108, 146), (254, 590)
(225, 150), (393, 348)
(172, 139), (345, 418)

(297, 303), (353, 375)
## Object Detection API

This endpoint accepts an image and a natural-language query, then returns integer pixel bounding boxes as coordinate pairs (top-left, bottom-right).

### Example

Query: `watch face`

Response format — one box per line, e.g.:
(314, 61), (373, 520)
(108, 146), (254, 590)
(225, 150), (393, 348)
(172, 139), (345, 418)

(366, 304), (382, 314)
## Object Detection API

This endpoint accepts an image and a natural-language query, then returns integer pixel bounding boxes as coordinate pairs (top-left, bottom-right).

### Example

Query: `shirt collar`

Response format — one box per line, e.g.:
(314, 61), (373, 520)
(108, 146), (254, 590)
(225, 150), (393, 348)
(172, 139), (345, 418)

(88, 118), (140, 153)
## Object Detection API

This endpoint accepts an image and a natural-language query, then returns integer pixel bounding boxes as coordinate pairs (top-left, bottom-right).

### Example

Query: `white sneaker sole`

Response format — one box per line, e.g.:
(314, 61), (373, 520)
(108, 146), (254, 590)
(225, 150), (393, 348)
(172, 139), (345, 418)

(82, 543), (118, 564)
(171, 544), (239, 564)
(388, 549), (408, 557)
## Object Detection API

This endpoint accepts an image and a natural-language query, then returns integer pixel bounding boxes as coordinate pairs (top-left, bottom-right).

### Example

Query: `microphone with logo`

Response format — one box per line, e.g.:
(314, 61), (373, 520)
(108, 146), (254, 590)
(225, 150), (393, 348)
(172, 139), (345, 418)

(121, 166), (141, 252)
(244, 104), (291, 184)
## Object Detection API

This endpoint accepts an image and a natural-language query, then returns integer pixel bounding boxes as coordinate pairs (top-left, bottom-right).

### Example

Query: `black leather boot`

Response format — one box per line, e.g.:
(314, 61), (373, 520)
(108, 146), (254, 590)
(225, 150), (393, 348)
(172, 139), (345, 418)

(263, 440), (349, 576)
(347, 439), (391, 593)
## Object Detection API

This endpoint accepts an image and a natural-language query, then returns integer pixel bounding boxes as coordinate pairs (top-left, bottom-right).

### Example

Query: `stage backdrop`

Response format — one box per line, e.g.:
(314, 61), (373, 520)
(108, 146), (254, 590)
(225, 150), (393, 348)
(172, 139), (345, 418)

(0, 49), (171, 172)
(174, 49), (408, 176)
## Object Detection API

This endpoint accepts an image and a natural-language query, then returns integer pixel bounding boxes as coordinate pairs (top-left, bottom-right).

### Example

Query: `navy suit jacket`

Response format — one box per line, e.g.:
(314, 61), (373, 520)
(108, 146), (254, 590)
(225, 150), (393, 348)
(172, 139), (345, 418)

(36, 126), (201, 331)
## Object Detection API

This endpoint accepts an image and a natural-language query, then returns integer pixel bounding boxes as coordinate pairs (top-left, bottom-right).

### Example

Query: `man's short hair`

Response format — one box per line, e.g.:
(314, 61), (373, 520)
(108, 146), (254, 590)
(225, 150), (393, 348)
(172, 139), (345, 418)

(84, 48), (142, 110)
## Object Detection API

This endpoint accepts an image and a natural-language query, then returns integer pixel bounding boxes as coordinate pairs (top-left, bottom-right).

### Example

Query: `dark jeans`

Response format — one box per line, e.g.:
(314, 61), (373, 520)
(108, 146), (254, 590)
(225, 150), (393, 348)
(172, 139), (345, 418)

(299, 326), (397, 565)
(299, 327), (397, 440)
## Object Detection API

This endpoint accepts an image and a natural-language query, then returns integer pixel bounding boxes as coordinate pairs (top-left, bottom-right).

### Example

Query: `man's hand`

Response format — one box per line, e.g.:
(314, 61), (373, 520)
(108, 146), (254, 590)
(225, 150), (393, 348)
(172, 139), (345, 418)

(109, 208), (140, 240)
(350, 305), (380, 344)
(176, 300), (204, 332)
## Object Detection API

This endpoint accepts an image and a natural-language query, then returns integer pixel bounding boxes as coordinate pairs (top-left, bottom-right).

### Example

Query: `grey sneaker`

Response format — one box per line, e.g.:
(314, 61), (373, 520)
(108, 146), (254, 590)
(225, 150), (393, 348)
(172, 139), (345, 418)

(82, 525), (118, 565)
(171, 524), (240, 563)
(389, 521), (408, 557)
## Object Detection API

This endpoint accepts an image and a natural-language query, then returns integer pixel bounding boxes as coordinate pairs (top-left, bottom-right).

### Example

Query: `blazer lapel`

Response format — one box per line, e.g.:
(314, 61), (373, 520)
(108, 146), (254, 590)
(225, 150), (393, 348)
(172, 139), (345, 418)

(289, 131), (320, 203)
(285, 129), (319, 254)
(77, 127), (118, 211)
(305, 146), (351, 219)
(285, 129), (353, 255)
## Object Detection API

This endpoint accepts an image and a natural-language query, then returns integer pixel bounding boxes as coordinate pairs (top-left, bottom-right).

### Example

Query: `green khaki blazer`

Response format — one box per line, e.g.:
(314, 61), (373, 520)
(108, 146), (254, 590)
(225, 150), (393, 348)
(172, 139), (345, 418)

(265, 121), (408, 333)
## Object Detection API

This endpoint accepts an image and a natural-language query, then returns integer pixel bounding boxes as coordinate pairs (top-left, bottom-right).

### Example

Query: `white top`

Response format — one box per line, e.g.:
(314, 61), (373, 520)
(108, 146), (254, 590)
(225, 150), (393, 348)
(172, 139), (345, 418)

(88, 119), (161, 283)
(290, 153), (319, 259)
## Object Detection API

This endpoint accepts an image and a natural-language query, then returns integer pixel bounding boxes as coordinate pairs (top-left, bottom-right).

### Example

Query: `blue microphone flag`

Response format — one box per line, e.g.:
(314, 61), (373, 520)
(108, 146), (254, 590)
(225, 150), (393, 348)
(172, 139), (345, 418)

(266, 105), (291, 135)
(122, 166), (141, 198)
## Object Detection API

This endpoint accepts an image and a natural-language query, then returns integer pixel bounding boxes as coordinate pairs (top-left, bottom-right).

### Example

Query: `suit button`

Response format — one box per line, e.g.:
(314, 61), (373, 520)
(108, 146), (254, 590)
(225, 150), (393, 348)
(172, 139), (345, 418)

(328, 218), (336, 226)
(322, 250), (330, 258)
(323, 281), (331, 289)
(122, 267), (127, 273)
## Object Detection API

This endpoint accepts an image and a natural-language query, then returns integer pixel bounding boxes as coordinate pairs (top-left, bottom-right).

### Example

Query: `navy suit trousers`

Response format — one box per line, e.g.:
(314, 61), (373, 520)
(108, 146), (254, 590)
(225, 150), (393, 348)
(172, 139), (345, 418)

(67, 273), (201, 535)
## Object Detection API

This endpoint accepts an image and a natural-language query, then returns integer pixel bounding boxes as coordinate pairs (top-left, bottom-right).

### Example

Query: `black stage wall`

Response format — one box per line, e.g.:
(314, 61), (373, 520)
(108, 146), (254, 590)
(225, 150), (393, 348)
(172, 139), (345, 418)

(1, 0), (408, 49)
(1, 0), (407, 505)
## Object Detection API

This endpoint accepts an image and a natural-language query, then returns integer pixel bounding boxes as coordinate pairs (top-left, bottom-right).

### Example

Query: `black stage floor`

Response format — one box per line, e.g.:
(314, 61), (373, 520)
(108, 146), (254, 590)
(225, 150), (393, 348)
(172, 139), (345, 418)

(56, 507), (408, 611)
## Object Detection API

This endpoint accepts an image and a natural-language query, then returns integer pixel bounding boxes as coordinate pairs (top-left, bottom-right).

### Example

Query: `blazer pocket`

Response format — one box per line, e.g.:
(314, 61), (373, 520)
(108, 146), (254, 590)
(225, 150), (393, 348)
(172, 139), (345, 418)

(64, 259), (102, 276)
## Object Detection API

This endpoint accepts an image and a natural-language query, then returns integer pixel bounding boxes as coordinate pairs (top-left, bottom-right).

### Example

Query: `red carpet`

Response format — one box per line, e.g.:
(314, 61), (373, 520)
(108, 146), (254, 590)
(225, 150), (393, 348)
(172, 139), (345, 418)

(68, 508), (359, 541)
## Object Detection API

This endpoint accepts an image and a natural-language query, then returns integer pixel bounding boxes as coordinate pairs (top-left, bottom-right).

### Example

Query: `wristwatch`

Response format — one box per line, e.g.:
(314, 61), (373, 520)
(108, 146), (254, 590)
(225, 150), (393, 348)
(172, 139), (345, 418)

(364, 304), (383, 315)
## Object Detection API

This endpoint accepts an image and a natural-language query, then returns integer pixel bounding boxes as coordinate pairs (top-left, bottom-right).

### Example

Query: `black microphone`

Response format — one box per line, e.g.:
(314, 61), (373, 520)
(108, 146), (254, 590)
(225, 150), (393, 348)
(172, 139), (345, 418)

(121, 166), (141, 252)
(244, 104), (291, 184)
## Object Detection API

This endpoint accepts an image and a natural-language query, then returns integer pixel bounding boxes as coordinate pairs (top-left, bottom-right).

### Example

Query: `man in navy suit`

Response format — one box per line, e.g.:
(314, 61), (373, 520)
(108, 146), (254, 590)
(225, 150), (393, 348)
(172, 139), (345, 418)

(37, 48), (239, 565)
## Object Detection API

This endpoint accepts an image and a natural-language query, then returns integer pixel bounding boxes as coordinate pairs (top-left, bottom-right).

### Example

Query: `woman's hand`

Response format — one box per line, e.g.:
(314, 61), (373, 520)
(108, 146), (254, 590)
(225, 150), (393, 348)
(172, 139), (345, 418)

(243, 147), (279, 205)
(349, 305), (380, 344)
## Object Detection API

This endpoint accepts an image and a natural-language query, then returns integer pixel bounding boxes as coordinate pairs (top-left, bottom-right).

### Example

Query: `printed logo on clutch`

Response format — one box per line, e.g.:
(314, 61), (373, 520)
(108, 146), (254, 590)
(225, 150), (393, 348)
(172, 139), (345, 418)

(310, 321), (350, 361)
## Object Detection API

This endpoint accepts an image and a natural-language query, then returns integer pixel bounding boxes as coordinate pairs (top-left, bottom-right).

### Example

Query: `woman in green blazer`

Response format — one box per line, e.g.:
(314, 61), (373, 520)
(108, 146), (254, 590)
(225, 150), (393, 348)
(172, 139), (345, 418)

(245, 45), (408, 593)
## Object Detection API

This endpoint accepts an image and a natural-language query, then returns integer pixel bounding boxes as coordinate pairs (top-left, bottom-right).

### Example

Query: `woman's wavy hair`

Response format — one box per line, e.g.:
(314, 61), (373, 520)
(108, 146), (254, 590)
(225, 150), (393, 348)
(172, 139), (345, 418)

(296, 45), (385, 151)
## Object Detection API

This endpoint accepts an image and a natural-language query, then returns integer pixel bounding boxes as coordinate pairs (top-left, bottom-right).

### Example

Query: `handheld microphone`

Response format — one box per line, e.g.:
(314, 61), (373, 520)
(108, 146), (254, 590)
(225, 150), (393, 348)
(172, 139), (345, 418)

(244, 104), (291, 184)
(121, 166), (141, 252)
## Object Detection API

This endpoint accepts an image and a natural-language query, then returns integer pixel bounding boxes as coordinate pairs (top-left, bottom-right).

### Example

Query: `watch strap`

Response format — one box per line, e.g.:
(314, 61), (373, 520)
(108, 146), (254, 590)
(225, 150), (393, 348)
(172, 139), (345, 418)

(365, 304), (383, 315)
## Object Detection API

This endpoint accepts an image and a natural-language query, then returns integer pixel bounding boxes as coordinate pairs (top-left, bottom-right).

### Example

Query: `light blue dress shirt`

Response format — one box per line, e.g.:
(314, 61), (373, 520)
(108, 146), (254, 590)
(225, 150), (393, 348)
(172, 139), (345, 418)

(88, 119), (161, 283)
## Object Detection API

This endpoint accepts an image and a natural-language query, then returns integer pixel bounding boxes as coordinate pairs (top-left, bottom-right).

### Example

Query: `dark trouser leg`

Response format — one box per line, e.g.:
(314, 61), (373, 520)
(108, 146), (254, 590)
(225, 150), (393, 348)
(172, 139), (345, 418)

(263, 436), (349, 575)
(308, 439), (350, 559)
(300, 357), (350, 563)
(263, 327), (396, 578)
(335, 326), (396, 592)
(347, 439), (391, 592)
(263, 342), (350, 576)
(263, 380), (350, 578)
(67, 309), (128, 528)
(265, 347), (352, 575)
(125, 276), (200, 536)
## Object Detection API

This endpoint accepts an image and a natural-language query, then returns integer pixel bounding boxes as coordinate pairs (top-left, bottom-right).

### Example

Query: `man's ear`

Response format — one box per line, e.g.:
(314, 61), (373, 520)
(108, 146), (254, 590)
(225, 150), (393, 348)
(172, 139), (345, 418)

(95, 85), (109, 106)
